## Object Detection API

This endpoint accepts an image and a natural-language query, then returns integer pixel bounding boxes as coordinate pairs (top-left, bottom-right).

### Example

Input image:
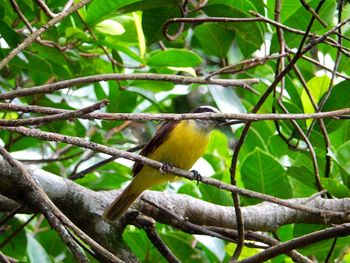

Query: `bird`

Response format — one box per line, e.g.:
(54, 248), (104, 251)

(102, 105), (225, 221)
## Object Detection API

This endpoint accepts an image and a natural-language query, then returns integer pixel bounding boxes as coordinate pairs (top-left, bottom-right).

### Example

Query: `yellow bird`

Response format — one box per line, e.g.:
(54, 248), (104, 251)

(103, 106), (224, 221)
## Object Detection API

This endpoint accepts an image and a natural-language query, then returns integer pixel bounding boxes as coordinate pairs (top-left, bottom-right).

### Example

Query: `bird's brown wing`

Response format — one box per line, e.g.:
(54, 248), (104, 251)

(132, 120), (179, 176)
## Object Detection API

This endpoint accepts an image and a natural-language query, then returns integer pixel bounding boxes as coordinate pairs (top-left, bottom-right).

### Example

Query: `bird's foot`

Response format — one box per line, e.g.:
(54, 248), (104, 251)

(160, 162), (173, 174)
(190, 170), (202, 185)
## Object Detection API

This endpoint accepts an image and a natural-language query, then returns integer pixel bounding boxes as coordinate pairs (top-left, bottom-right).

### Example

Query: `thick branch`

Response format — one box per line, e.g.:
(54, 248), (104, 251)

(0, 158), (135, 262)
(0, 160), (349, 233)
(1, 126), (346, 219)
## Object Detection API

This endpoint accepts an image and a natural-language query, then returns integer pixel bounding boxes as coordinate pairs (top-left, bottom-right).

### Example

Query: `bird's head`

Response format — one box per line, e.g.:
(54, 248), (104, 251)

(190, 105), (226, 131)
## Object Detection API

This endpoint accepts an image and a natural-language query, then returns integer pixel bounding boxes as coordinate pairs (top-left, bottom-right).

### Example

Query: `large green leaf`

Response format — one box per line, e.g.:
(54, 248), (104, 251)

(322, 80), (350, 132)
(124, 228), (164, 262)
(192, 23), (235, 58)
(203, 0), (264, 56)
(320, 178), (350, 198)
(147, 49), (203, 67)
(199, 180), (233, 206)
(27, 234), (51, 263)
(142, 3), (180, 44)
(237, 126), (267, 158)
(0, 217), (27, 260)
(161, 232), (205, 263)
(86, 0), (141, 25)
(301, 75), (330, 113)
(336, 140), (350, 174)
(240, 148), (292, 204)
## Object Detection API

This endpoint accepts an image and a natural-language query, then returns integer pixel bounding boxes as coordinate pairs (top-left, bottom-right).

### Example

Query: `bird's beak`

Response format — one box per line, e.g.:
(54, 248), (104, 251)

(217, 119), (245, 127)
(216, 118), (229, 127)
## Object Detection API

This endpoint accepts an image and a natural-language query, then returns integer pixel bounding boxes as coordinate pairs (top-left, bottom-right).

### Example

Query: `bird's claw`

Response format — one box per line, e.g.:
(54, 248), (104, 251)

(160, 162), (173, 174)
(191, 170), (202, 185)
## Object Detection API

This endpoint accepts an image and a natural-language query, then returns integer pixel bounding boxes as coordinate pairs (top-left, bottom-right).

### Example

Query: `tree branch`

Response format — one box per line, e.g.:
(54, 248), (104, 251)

(0, 125), (346, 219)
(0, 160), (349, 232)
(0, 0), (92, 70)
(0, 74), (258, 100)
(0, 102), (349, 122)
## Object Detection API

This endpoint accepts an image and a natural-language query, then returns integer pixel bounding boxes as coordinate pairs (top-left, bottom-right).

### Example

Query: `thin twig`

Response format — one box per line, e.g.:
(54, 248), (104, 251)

(249, 11), (350, 56)
(163, 17), (261, 41)
(300, 0), (328, 27)
(18, 151), (82, 164)
(237, 223), (350, 263)
(36, 0), (74, 18)
(141, 197), (240, 243)
(0, 252), (11, 263)
(208, 227), (313, 263)
(0, 102), (349, 121)
(0, 0), (92, 70)
(0, 100), (108, 127)
(133, 214), (181, 263)
(287, 49), (350, 80)
(0, 214), (36, 251)
(325, 237), (337, 263)
(69, 144), (144, 180)
(9, 0), (34, 32)
(0, 205), (23, 228)
(206, 54), (287, 79)
(0, 74), (259, 100)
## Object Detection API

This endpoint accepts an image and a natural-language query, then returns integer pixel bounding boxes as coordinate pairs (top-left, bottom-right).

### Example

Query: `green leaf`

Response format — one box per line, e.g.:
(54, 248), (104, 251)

(86, 0), (141, 25)
(241, 148), (292, 204)
(267, 135), (289, 158)
(203, 0), (264, 56)
(237, 126), (267, 158)
(124, 227), (164, 261)
(0, 21), (22, 48)
(27, 234), (51, 263)
(322, 80), (350, 133)
(65, 27), (89, 41)
(107, 81), (138, 113)
(0, 217), (27, 260)
(287, 165), (317, 190)
(320, 178), (350, 198)
(142, 3), (180, 44)
(95, 19), (125, 35)
(161, 232), (204, 263)
(301, 75), (330, 125)
(147, 49), (203, 67)
(199, 181), (232, 206)
(208, 85), (246, 115)
(192, 23), (235, 58)
(133, 12), (146, 59)
(279, 0), (336, 31)
(127, 80), (174, 92)
(288, 177), (316, 198)
(94, 83), (107, 101)
(334, 141), (350, 188)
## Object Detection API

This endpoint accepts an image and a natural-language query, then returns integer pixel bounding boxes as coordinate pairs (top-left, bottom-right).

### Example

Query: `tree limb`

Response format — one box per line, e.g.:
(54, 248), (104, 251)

(0, 159), (349, 233)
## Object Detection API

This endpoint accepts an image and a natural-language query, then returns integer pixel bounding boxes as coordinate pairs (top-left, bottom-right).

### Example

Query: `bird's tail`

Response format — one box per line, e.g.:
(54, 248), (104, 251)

(102, 182), (143, 221)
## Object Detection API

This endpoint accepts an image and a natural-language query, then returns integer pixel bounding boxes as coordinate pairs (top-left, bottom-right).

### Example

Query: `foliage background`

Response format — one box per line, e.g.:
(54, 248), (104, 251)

(0, 0), (350, 262)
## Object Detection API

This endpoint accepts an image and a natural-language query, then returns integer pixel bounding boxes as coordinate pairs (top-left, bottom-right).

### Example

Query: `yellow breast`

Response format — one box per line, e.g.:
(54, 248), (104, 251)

(135, 120), (210, 188)
(150, 120), (210, 169)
